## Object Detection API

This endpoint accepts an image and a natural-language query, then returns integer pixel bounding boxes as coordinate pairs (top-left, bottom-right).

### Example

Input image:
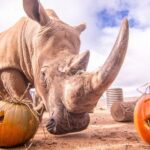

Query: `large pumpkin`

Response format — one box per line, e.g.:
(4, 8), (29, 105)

(0, 100), (39, 147)
(134, 94), (150, 143)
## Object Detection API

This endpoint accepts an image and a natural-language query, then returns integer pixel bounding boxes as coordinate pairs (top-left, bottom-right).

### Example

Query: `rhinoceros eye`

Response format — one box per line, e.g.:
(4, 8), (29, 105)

(41, 71), (45, 80)
(40, 70), (47, 88)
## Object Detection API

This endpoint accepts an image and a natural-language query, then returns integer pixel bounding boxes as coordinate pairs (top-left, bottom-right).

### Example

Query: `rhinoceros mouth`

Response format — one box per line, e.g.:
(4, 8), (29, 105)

(46, 112), (90, 135)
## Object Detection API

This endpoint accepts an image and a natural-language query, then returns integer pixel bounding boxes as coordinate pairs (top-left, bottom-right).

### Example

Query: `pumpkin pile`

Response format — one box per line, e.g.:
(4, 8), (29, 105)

(134, 94), (150, 143)
(0, 99), (39, 147)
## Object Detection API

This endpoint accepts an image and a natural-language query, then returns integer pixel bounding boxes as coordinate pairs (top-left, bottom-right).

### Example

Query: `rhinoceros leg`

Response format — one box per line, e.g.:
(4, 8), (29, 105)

(1, 69), (31, 100)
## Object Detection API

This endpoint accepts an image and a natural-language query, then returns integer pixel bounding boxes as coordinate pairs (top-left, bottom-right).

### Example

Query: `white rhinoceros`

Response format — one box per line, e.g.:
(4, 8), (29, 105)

(0, 0), (129, 134)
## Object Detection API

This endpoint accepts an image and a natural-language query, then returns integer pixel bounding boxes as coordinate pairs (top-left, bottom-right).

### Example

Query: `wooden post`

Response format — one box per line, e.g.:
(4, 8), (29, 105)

(110, 100), (137, 122)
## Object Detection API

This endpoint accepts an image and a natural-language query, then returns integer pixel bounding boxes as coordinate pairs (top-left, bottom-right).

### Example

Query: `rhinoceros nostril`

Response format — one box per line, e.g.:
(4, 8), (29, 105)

(46, 118), (56, 131)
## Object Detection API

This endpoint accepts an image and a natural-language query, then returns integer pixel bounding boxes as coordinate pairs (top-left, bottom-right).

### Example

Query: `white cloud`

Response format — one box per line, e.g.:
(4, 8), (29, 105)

(112, 27), (150, 95)
(126, 0), (150, 27)
(0, 1), (25, 31)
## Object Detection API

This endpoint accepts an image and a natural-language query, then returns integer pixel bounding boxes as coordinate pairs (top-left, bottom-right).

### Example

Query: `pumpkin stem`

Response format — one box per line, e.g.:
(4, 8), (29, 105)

(137, 82), (150, 94)
(146, 118), (150, 128)
(0, 111), (4, 123)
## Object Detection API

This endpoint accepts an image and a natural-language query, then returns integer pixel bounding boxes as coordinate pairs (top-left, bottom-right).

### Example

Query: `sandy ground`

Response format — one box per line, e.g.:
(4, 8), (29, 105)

(1, 98), (150, 150)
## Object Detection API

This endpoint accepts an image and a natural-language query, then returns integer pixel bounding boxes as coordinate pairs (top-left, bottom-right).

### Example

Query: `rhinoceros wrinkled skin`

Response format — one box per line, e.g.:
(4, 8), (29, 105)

(0, 0), (129, 134)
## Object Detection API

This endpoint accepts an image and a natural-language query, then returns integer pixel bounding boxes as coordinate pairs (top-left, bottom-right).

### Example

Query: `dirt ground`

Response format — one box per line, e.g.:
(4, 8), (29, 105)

(2, 99), (150, 150)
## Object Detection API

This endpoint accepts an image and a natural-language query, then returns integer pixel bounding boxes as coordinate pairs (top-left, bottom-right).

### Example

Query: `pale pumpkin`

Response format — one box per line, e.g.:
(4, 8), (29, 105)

(0, 100), (39, 147)
(134, 94), (150, 143)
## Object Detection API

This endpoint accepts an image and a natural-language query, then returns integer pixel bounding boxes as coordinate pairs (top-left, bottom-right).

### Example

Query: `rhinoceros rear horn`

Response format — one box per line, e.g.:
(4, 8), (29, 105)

(23, 0), (50, 26)
(59, 51), (90, 74)
(69, 51), (90, 72)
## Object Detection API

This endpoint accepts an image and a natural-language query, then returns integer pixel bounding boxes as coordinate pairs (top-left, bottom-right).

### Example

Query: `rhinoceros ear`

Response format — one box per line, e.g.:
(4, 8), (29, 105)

(46, 9), (59, 19)
(23, 0), (50, 26)
(75, 24), (86, 33)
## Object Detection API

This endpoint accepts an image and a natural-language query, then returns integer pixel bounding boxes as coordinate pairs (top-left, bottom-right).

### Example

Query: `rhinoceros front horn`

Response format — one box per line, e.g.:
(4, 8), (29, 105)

(63, 18), (129, 113)
(91, 18), (129, 91)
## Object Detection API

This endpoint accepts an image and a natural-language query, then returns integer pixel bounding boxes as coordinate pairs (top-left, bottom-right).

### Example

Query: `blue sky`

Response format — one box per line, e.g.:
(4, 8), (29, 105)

(97, 9), (138, 28)
(0, 0), (150, 96)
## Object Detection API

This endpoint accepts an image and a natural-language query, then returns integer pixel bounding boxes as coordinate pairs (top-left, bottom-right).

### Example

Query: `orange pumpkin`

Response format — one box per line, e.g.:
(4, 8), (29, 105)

(134, 94), (150, 143)
(0, 100), (39, 147)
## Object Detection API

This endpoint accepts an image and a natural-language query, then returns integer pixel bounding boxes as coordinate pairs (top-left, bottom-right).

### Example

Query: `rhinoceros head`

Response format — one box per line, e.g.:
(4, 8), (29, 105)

(23, 0), (129, 134)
